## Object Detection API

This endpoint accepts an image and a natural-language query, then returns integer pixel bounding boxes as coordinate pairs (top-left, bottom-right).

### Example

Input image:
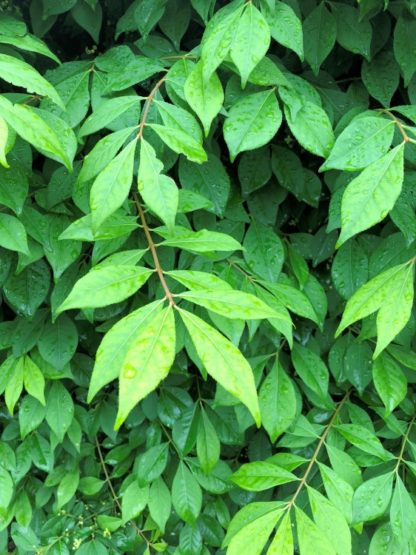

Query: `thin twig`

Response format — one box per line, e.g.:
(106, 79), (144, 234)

(137, 76), (166, 139)
(395, 415), (416, 473)
(133, 192), (175, 306)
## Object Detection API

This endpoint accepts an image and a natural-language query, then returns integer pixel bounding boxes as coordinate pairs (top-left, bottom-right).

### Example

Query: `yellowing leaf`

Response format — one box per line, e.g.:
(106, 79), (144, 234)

(338, 144), (404, 246)
(115, 306), (175, 429)
(179, 308), (261, 426)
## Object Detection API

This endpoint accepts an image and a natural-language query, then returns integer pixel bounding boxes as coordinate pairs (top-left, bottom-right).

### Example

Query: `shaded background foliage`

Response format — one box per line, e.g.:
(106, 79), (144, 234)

(1, 0), (416, 554)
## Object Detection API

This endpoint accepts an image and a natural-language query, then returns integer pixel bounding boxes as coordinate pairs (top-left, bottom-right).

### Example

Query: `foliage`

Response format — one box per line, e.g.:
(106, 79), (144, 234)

(1, 0), (416, 553)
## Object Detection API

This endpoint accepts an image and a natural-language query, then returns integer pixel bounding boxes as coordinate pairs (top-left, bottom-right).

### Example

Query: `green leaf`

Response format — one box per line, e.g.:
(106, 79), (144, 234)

(243, 220), (284, 282)
(333, 4), (372, 61)
(184, 62), (223, 136)
(291, 344), (331, 407)
(138, 138), (178, 230)
(308, 486), (352, 555)
(172, 461), (202, 524)
(19, 396), (45, 439)
(0, 53), (64, 108)
(76, 541), (108, 555)
(197, 408), (220, 473)
(0, 213), (29, 255)
(167, 270), (233, 292)
(303, 2), (336, 75)
(362, 50), (400, 108)
(352, 472), (394, 523)
(179, 308), (260, 426)
(321, 115), (395, 171)
(88, 300), (163, 401)
(394, 15), (416, 86)
(267, 511), (293, 555)
(230, 3), (270, 88)
(57, 470), (79, 509)
(223, 502), (285, 555)
(335, 424), (393, 461)
(38, 314), (78, 370)
(0, 467), (13, 512)
(0, 33), (60, 63)
(121, 482), (148, 521)
(390, 475), (416, 545)
(331, 241), (369, 300)
(259, 362), (297, 442)
(0, 117), (10, 168)
(177, 289), (281, 320)
(157, 226), (242, 252)
(284, 101), (334, 158)
(336, 263), (410, 336)
(136, 443), (169, 486)
(223, 90), (282, 161)
(373, 353), (407, 414)
(338, 144), (404, 246)
(115, 306), (175, 429)
(200, 4), (244, 82)
(90, 138), (138, 231)
(265, 1), (303, 60)
(45, 382), (74, 442)
(295, 506), (336, 555)
(374, 262), (414, 357)
(231, 461), (297, 491)
(148, 478), (171, 533)
(57, 265), (152, 313)
(148, 123), (207, 163)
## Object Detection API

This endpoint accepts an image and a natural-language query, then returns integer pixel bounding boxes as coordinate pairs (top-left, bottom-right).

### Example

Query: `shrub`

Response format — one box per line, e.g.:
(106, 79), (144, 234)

(1, 0), (416, 553)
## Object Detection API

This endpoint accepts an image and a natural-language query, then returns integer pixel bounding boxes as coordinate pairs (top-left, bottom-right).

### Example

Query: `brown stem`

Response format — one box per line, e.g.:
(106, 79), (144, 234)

(133, 192), (175, 306)
(395, 415), (415, 473)
(286, 390), (350, 511)
(381, 109), (409, 142)
(137, 76), (166, 139)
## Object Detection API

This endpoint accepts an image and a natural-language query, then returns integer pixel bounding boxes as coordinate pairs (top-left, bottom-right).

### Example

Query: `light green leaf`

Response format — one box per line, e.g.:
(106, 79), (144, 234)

(335, 424), (393, 461)
(90, 138), (138, 231)
(138, 138), (178, 230)
(390, 475), (416, 545)
(374, 262), (414, 357)
(0, 102), (72, 170)
(284, 101), (334, 157)
(373, 353), (407, 414)
(157, 225), (242, 252)
(179, 308), (260, 426)
(115, 306), (175, 429)
(224, 90), (282, 161)
(308, 486), (352, 555)
(148, 122), (207, 163)
(265, 1), (303, 60)
(121, 482), (148, 521)
(231, 461), (297, 491)
(336, 263), (409, 336)
(230, 3), (270, 87)
(321, 116), (395, 171)
(23, 356), (45, 405)
(45, 382), (74, 442)
(352, 473), (394, 523)
(19, 396), (45, 439)
(88, 300), (163, 401)
(0, 213), (29, 255)
(223, 502), (285, 555)
(0, 33), (60, 63)
(0, 53), (64, 108)
(200, 4), (244, 82)
(259, 362), (297, 442)
(166, 270), (233, 292)
(172, 461), (202, 524)
(57, 265), (152, 314)
(184, 62), (223, 136)
(0, 467), (13, 512)
(267, 511), (293, 555)
(78, 95), (139, 137)
(177, 289), (282, 320)
(148, 478), (171, 533)
(0, 117), (9, 168)
(295, 506), (336, 555)
(338, 144), (404, 246)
